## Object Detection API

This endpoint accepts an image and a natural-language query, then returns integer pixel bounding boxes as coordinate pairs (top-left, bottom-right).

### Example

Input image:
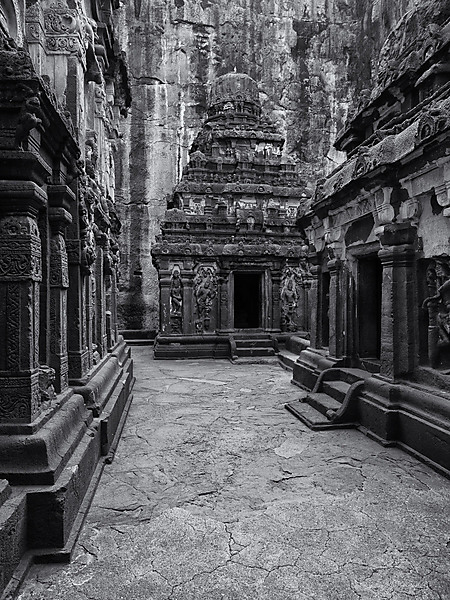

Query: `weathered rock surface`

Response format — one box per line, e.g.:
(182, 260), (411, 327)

(17, 347), (450, 599)
(116, 0), (421, 330)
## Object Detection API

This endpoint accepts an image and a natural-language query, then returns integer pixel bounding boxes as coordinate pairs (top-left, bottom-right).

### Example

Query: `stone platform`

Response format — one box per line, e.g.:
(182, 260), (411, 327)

(12, 346), (450, 600)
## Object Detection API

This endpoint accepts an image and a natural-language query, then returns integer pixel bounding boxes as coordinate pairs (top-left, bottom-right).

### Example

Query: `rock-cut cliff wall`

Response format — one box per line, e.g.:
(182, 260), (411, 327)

(115, 0), (420, 332)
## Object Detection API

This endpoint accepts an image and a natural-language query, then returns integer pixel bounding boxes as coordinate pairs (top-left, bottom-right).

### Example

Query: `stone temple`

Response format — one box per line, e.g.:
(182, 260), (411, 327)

(152, 72), (312, 359)
(0, 0), (450, 597)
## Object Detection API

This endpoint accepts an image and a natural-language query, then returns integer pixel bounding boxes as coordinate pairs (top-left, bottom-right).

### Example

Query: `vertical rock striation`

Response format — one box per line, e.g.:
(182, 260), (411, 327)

(116, 0), (421, 332)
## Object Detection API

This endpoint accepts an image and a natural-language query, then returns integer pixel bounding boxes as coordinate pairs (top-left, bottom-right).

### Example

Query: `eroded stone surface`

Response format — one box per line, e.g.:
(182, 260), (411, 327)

(17, 347), (450, 599)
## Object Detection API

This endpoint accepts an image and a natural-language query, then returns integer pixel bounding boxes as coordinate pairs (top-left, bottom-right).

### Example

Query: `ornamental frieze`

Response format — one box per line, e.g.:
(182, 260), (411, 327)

(0, 47), (35, 79)
(415, 105), (450, 146)
(0, 239), (42, 280)
(0, 375), (41, 421)
(43, 4), (83, 56)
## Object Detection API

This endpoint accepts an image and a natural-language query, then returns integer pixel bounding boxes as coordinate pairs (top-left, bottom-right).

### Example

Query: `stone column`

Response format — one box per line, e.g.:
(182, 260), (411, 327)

(300, 278), (311, 332)
(159, 271), (171, 334)
(218, 273), (231, 332)
(308, 262), (321, 349)
(48, 200), (72, 393)
(94, 237), (108, 357)
(66, 238), (90, 383)
(271, 273), (281, 332)
(0, 182), (46, 423)
(327, 257), (343, 359)
(183, 273), (195, 334)
(377, 223), (418, 379)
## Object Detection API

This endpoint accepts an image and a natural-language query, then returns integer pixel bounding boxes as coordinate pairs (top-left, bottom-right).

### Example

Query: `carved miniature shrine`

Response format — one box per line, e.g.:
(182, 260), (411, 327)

(287, 1), (450, 476)
(151, 73), (311, 359)
(0, 0), (132, 592)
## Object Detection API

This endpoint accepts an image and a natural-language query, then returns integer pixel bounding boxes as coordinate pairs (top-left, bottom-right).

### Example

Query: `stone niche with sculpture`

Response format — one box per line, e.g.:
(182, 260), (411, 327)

(152, 73), (311, 359)
(0, 0), (132, 594)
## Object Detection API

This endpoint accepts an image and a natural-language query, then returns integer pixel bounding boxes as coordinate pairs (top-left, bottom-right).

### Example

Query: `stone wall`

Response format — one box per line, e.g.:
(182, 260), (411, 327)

(116, 0), (422, 331)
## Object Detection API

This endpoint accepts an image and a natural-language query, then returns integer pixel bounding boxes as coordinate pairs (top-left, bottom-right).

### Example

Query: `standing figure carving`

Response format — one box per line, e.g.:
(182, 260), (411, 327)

(169, 266), (183, 333)
(280, 266), (303, 332)
(422, 257), (450, 367)
(194, 265), (217, 332)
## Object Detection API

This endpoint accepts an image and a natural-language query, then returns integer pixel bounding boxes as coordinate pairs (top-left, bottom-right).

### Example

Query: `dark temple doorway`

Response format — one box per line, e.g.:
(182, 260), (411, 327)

(234, 273), (261, 328)
(358, 254), (382, 363)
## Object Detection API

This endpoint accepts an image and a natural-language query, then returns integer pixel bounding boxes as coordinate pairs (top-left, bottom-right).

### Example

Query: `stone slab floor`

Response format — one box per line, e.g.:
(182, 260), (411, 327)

(17, 347), (450, 600)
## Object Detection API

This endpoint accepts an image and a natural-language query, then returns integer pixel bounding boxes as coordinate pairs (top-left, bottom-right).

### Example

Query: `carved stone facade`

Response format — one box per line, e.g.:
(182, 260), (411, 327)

(152, 73), (311, 358)
(0, 0), (132, 593)
(289, 0), (450, 477)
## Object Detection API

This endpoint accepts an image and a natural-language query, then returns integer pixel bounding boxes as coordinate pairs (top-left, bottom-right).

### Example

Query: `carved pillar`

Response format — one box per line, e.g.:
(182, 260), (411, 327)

(159, 270), (171, 334)
(94, 237), (107, 357)
(308, 261), (320, 349)
(48, 199), (72, 393)
(183, 273), (195, 334)
(0, 182), (46, 423)
(377, 223), (418, 379)
(327, 257), (344, 359)
(218, 273), (231, 332)
(300, 277), (311, 332)
(86, 272), (96, 366)
(66, 238), (89, 383)
(271, 273), (281, 332)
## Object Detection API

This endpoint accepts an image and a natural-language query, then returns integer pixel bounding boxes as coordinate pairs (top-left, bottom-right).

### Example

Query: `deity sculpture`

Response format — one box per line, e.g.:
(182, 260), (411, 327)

(193, 266), (217, 332)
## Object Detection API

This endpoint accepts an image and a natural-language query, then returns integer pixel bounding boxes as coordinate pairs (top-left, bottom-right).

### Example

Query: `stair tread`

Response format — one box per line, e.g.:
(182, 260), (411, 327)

(338, 368), (373, 381)
(287, 401), (331, 425)
(237, 348), (275, 356)
(308, 392), (342, 412)
(285, 400), (356, 431)
(235, 340), (273, 348)
(278, 349), (298, 371)
(323, 380), (350, 393)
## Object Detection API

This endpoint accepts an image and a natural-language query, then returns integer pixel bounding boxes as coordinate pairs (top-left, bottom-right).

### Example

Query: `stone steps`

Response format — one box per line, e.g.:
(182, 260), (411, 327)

(277, 348), (299, 371)
(285, 399), (353, 430)
(236, 347), (276, 357)
(286, 367), (370, 430)
(235, 339), (273, 349)
(307, 392), (342, 416)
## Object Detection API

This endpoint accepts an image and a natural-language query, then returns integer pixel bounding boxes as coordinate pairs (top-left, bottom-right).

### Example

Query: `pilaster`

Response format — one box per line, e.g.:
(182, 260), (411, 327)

(377, 223), (419, 379)
(308, 261), (320, 349)
(327, 257), (344, 359)
(48, 186), (73, 393)
(0, 182), (46, 424)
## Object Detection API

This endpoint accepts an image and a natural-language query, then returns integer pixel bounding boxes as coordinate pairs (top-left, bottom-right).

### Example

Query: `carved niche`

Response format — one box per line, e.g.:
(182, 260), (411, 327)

(280, 265), (305, 332)
(169, 265), (183, 334)
(193, 264), (217, 333)
(422, 257), (450, 368)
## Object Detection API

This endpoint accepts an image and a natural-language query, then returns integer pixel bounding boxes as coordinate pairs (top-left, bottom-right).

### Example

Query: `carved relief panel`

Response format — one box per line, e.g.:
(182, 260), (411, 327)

(193, 264), (217, 333)
(169, 265), (183, 334)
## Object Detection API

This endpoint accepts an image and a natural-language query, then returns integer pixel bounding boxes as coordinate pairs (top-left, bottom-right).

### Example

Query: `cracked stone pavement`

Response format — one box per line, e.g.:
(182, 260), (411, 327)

(17, 347), (450, 599)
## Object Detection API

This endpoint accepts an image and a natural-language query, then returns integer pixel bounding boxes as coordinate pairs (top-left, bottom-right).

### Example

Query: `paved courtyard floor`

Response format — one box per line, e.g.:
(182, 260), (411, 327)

(17, 346), (450, 600)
